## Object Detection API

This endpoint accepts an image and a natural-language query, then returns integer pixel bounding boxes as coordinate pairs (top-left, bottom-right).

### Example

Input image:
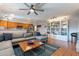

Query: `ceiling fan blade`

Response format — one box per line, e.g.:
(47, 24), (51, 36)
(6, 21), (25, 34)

(38, 3), (46, 8)
(35, 3), (41, 6)
(34, 3), (40, 9)
(34, 11), (38, 15)
(19, 9), (29, 10)
(35, 3), (45, 9)
(27, 11), (30, 15)
(31, 5), (34, 8)
(35, 9), (44, 12)
(24, 3), (30, 8)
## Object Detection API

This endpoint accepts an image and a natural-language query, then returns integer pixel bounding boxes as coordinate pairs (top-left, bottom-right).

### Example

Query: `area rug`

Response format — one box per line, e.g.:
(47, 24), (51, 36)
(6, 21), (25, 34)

(13, 44), (59, 56)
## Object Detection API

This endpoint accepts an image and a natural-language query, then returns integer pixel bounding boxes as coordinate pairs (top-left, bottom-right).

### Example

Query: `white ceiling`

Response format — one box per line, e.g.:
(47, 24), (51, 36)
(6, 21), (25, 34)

(0, 3), (79, 23)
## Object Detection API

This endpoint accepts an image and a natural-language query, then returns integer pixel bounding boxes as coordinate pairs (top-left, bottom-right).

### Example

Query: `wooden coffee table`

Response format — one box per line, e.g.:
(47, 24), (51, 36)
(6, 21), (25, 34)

(18, 40), (44, 55)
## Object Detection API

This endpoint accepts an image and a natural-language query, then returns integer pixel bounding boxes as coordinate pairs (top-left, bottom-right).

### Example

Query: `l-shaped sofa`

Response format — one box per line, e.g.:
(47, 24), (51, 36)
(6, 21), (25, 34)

(0, 32), (48, 56)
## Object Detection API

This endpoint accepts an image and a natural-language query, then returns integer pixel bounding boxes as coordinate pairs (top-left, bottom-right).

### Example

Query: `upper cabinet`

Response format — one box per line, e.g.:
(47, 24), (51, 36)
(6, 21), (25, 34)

(0, 20), (32, 29)
(17, 23), (32, 29)
(7, 21), (17, 28)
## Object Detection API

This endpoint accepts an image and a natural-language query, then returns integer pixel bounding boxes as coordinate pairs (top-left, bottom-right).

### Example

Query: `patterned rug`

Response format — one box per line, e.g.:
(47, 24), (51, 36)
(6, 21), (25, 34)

(13, 44), (59, 56)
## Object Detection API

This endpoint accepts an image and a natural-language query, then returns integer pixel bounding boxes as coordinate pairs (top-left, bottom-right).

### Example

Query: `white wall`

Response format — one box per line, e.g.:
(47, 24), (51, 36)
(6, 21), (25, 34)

(38, 24), (47, 35)
(32, 20), (48, 35)
(68, 10), (79, 41)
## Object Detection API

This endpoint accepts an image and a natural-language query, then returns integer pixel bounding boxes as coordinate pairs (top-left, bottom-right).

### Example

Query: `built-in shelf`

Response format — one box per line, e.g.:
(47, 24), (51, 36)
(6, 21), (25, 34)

(47, 16), (69, 41)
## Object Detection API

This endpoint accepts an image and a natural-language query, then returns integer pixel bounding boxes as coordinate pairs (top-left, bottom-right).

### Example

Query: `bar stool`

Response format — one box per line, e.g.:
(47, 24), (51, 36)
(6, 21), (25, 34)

(71, 33), (77, 44)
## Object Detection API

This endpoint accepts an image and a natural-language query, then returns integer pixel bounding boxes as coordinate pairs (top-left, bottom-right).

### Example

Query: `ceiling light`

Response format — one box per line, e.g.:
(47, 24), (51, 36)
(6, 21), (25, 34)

(30, 9), (34, 13)
(9, 14), (15, 18)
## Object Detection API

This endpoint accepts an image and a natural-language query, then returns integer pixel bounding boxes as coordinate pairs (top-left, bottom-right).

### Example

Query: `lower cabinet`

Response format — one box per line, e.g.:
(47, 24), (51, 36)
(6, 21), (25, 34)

(49, 34), (68, 41)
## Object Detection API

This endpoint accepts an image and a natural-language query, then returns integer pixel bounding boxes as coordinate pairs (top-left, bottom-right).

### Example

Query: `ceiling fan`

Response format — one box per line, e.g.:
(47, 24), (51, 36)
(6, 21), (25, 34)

(19, 3), (45, 15)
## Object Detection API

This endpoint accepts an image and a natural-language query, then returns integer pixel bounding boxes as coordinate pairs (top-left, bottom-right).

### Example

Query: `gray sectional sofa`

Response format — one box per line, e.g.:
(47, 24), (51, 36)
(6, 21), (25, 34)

(0, 40), (15, 56)
(0, 32), (48, 56)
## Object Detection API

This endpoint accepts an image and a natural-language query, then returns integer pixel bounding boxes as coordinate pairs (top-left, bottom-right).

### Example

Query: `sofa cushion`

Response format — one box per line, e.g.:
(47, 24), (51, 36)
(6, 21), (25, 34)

(0, 33), (4, 42)
(34, 32), (41, 36)
(12, 32), (24, 39)
(0, 47), (15, 56)
(12, 36), (36, 43)
(3, 33), (12, 41)
(25, 36), (35, 40)
(35, 36), (48, 40)
(24, 33), (33, 38)
(12, 38), (25, 43)
(0, 40), (12, 50)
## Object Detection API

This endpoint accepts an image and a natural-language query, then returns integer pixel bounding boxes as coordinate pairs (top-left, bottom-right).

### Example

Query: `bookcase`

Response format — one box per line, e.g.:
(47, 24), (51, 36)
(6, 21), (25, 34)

(47, 16), (69, 41)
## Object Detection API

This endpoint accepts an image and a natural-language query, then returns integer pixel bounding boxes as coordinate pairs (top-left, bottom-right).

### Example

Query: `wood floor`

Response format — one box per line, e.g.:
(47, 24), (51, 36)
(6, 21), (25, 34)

(48, 37), (79, 56)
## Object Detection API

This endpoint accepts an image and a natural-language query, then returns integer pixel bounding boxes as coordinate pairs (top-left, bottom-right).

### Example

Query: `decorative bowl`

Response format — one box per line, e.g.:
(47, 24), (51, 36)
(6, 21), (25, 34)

(27, 40), (34, 44)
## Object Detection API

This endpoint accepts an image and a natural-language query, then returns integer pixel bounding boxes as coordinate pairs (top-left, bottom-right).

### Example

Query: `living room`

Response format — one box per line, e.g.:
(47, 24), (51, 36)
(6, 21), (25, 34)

(0, 3), (79, 56)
